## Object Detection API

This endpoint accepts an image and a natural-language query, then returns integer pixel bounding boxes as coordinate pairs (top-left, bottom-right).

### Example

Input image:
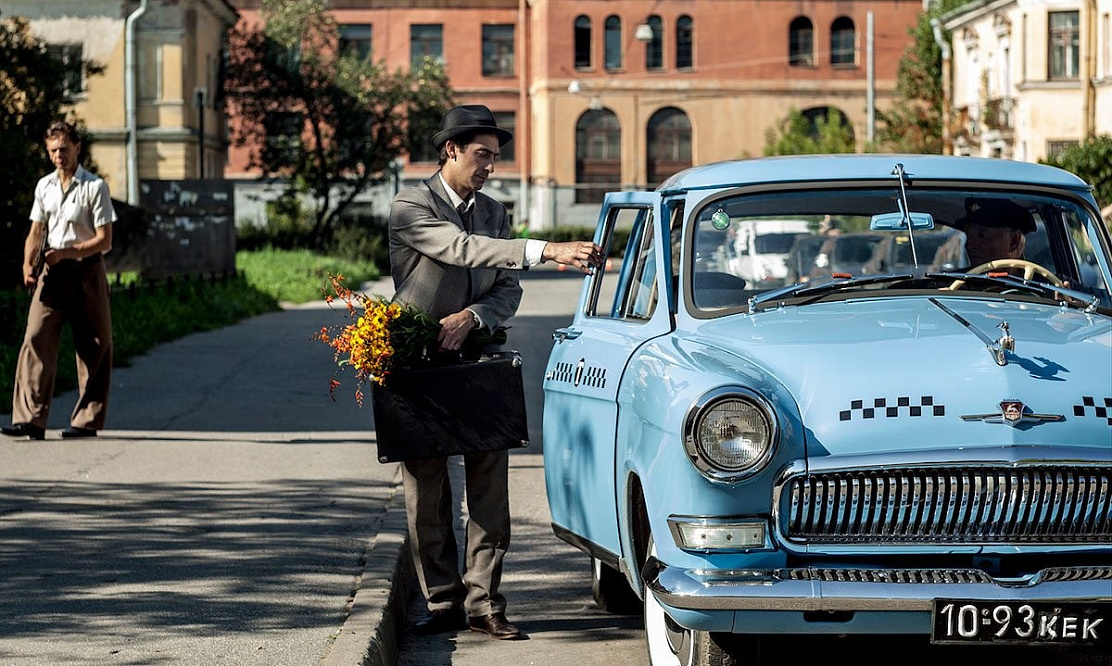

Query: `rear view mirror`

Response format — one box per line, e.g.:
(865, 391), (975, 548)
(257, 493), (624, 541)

(870, 211), (935, 231)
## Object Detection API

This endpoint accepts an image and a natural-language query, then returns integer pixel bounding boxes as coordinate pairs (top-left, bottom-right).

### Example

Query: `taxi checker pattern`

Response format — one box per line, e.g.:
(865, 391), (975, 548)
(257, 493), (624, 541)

(839, 396), (945, 421)
(549, 359), (607, 389)
(1073, 396), (1112, 425)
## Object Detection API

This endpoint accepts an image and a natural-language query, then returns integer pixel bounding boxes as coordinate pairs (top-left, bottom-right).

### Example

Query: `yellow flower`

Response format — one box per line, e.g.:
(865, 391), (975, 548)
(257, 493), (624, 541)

(314, 273), (440, 405)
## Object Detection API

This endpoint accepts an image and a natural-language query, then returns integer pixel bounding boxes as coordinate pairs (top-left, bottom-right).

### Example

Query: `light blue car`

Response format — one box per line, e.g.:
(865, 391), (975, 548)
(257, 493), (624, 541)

(542, 154), (1112, 665)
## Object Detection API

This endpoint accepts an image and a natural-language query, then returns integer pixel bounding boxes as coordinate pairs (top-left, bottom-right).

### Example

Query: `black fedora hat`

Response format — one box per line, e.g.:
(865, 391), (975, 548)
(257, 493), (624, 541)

(431, 105), (513, 151)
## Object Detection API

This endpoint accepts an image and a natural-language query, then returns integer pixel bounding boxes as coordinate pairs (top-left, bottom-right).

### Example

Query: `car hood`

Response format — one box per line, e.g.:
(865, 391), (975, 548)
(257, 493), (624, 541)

(691, 296), (1112, 462)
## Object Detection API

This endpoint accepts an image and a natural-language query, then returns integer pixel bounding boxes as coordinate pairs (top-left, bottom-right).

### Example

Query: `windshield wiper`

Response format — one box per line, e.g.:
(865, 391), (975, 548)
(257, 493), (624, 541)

(747, 273), (914, 311)
(929, 272), (1103, 313)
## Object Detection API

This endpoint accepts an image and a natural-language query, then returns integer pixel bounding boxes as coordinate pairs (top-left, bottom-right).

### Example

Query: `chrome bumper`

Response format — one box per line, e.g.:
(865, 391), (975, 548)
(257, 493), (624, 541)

(645, 558), (1112, 612)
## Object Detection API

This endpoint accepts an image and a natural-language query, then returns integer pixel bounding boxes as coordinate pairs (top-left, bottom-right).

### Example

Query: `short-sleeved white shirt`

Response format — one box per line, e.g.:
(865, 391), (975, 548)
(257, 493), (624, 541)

(29, 165), (116, 250)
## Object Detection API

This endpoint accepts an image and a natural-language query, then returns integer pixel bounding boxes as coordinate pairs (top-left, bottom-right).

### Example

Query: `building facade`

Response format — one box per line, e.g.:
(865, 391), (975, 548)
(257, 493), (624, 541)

(1, 0), (238, 204)
(227, 0), (925, 228)
(942, 0), (1111, 162)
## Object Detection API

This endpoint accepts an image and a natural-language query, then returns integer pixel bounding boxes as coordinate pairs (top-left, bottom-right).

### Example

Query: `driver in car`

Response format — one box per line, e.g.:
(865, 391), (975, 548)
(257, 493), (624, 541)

(960, 199), (1034, 268)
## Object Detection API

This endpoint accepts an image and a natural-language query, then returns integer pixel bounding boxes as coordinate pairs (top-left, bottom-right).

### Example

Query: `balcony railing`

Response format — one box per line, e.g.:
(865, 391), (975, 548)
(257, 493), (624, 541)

(983, 97), (1015, 131)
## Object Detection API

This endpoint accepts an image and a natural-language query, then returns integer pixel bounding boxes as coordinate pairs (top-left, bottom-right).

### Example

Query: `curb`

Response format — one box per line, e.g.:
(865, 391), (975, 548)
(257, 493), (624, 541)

(319, 469), (413, 666)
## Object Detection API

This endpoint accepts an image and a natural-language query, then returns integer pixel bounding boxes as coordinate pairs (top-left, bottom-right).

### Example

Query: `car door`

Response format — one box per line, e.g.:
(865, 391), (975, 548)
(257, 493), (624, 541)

(543, 191), (676, 559)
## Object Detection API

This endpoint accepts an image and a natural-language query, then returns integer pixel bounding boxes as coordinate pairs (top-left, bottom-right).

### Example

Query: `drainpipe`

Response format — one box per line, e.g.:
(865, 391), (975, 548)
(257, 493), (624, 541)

(931, 18), (952, 155)
(125, 0), (150, 205)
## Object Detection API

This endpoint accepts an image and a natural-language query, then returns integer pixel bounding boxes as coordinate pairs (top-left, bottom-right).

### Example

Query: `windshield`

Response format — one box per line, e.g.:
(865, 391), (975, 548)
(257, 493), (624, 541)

(688, 187), (1112, 313)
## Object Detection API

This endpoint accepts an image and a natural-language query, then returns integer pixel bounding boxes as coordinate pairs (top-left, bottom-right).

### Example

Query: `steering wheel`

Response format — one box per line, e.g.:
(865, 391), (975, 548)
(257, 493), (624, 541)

(946, 258), (1063, 291)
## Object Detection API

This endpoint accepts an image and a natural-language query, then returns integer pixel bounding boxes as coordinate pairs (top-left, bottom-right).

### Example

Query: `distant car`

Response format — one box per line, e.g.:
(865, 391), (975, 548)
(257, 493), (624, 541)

(542, 154), (1112, 666)
(782, 233), (825, 284)
(808, 232), (885, 280)
(725, 219), (813, 289)
(863, 228), (958, 274)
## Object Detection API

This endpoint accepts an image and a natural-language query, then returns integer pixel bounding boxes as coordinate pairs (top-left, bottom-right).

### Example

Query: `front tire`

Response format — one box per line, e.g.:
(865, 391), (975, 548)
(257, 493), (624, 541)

(643, 537), (746, 666)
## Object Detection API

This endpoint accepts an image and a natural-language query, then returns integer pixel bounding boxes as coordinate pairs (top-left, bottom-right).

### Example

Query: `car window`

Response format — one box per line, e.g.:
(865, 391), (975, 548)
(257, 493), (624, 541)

(586, 205), (657, 321)
(687, 188), (1112, 314)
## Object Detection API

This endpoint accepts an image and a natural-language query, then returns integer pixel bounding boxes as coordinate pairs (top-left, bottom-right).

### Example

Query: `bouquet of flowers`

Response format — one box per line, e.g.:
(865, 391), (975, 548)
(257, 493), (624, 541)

(313, 273), (508, 405)
(313, 273), (439, 405)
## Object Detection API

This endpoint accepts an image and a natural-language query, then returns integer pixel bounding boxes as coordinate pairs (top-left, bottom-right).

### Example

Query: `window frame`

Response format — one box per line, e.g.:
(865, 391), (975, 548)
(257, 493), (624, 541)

(410, 23), (444, 69)
(482, 23), (515, 77)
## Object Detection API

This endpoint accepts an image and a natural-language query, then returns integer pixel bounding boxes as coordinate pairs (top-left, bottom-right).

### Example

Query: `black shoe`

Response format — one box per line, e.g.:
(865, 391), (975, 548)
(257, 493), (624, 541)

(412, 607), (467, 635)
(61, 426), (97, 439)
(468, 612), (522, 640)
(1, 423), (45, 440)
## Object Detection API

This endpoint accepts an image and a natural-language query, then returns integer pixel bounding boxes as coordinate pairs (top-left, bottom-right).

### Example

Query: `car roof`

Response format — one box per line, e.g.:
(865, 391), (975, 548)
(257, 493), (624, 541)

(657, 154), (1093, 194)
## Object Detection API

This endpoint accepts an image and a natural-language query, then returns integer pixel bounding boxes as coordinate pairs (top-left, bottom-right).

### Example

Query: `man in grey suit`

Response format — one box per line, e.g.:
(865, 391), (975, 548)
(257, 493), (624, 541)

(388, 105), (600, 640)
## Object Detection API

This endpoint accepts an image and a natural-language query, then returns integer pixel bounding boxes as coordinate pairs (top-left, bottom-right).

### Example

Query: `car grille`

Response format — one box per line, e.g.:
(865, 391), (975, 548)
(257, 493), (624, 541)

(784, 465), (1112, 544)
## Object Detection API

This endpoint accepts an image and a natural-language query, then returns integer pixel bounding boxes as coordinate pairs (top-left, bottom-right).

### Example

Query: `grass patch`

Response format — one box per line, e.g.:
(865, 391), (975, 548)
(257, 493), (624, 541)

(236, 248), (381, 304)
(0, 249), (379, 415)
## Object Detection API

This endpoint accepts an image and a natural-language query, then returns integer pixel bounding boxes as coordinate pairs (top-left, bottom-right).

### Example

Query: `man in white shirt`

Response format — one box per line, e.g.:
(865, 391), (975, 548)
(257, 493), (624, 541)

(2, 121), (115, 441)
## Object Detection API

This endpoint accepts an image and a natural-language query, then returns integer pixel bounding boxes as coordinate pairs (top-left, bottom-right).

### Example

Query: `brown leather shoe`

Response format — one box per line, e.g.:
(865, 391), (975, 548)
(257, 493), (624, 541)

(468, 612), (522, 640)
(412, 607), (466, 635)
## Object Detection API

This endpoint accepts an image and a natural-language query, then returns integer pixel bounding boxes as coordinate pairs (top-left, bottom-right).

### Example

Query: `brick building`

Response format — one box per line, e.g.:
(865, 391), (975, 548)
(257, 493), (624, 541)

(228, 0), (926, 228)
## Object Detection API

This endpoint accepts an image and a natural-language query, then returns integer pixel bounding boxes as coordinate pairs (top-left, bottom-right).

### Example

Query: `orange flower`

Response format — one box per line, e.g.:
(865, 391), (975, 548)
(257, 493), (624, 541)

(316, 273), (439, 405)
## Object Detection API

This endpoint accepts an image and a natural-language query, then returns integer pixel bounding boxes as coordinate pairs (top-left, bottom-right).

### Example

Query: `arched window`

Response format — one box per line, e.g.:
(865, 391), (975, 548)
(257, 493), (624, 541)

(604, 16), (622, 70)
(789, 17), (814, 66)
(575, 15), (592, 69)
(646, 15), (664, 70)
(830, 17), (856, 66)
(802, 106), (855, 144)
(646, 107), (692, 188)
(675, 15), (693, 69)
(576, 109), (621, 203)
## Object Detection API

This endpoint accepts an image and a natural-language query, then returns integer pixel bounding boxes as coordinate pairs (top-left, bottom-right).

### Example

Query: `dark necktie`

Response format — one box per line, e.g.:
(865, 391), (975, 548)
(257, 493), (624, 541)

(457, 202), (474, 299)
(457, 202), (473, 232)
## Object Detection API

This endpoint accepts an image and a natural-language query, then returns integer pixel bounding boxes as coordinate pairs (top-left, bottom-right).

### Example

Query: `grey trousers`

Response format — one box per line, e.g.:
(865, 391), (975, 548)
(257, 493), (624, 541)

(11, 257), (112, 430)
(401, 449), (510, 617)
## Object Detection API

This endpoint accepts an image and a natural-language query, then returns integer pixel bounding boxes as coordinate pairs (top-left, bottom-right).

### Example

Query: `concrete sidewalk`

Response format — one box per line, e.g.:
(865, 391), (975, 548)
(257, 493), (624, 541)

(0, 278), (412, 666)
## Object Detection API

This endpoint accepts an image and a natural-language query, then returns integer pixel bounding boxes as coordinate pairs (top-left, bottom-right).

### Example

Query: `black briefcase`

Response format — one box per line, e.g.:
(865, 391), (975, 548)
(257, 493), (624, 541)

(370, 351), (530, 463)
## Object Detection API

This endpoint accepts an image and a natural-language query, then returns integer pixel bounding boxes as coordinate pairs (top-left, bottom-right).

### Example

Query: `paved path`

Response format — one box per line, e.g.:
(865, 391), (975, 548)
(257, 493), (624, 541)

(0, 278), (410, 666)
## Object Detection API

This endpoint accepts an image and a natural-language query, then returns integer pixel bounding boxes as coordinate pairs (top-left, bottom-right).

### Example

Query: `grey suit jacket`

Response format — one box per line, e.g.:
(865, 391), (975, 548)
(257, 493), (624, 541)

(388, 173), (526, 327)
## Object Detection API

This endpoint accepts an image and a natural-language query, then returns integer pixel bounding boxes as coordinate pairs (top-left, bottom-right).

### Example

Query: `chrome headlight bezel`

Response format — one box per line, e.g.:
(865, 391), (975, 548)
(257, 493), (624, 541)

(682, 387), (779, 483)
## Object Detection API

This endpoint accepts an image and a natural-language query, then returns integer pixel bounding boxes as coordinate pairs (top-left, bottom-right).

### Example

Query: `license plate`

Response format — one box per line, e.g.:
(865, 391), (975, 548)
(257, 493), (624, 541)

(932, 599), (1110, 646)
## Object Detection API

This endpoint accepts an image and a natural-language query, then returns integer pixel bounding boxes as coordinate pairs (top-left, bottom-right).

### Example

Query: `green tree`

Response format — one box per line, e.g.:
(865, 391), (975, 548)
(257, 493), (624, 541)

(1041, 136), (1112, 212)
(873, 0), (967, 153)
(0, 13), (100, 287)
(763, 108), (857, 155)
(223, 0), (453, 247)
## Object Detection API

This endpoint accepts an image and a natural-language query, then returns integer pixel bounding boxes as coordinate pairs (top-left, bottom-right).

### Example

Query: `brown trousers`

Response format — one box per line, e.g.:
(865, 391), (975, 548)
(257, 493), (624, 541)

(11, 256), (112, 430)
(402, 449), (511, 617)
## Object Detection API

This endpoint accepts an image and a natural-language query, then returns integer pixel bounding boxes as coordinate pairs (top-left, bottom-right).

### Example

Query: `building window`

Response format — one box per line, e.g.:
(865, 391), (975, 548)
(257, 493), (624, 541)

(675, 15), (693, 69)
(493, 111), (515, 162)
(1048, 11), (1079, 80)
(407, 105), (442, 164)
(830, 17), (855, 66)
(47, 43), (85, 97)
(264, 111), (303, 165)
(604, 15), (622, 70)
(645, 16), (664, 71)
(339, 24), (372, 60)
(411, 24), (443, 69)
(576, 108), (621, 204)
(646, 107), (691, 188)
(789, 17), (814, 66)
(482, 24), (515, 76)
(575, 15), (592, 69)
(1046, 139), (1079, 158)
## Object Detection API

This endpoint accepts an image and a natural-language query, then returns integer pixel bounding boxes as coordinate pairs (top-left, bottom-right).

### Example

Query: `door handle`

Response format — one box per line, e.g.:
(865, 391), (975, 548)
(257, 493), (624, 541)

(552, 327), (582, 342)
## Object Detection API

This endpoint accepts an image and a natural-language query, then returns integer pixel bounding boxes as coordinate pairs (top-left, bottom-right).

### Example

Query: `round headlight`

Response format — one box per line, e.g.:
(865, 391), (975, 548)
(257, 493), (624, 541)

(684, 390), (777, 482)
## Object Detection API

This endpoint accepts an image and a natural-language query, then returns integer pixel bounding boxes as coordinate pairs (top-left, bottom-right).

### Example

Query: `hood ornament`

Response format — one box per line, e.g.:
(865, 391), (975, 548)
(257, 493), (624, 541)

(961, 400), (1064, 427)
(991, 321), (1015, 366)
